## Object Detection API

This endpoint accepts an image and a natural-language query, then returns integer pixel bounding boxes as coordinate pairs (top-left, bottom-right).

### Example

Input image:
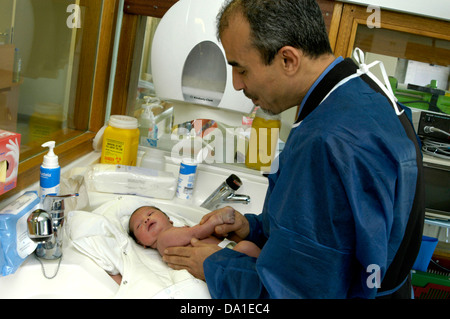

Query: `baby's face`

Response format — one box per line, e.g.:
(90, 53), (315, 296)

(129, 207), (173, 248)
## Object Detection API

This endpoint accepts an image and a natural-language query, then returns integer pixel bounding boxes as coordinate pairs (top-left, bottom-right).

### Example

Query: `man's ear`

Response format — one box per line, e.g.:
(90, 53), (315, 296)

(279, 46), (301, 75)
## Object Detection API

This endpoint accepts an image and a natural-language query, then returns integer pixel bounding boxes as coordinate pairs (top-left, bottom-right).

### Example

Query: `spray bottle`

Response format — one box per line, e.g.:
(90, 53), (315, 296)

(39, 141), (60, 201)
(139, 96), (163, 148)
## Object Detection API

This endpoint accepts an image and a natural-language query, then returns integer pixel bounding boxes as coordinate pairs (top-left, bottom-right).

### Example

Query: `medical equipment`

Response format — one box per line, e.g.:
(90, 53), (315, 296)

(418, 111), (450, 160)
(418, 111), (450, 143)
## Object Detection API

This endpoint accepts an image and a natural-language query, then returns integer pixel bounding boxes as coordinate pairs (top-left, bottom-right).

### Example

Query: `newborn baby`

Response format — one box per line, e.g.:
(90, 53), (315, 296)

(128, 206), (260, 258)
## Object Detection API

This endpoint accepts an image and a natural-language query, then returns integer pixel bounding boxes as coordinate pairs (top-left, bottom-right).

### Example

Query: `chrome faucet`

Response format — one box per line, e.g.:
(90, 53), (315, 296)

(200, 174), (250, 210)
(27, 194), (78, 260)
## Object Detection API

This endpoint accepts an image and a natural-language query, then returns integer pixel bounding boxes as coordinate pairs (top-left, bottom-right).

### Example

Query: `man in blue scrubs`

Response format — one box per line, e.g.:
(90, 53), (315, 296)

(163, 0), (425, 298)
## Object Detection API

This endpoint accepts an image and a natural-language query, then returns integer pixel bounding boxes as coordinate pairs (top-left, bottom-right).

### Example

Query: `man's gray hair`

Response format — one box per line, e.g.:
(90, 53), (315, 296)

(217, 0), (332, 65)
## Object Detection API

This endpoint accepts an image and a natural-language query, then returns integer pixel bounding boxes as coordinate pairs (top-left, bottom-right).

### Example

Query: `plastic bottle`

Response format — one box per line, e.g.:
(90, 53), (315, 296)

(139, 96), (163, 148)
(176, 158), (197, 200)
(39, 141), (60, 201)
(245, 108), (281, 171)
(101, 115), (139, 166)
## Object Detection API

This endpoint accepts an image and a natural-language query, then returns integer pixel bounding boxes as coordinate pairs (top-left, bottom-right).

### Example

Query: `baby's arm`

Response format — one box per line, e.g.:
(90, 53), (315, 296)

(156, 210), (235, 254)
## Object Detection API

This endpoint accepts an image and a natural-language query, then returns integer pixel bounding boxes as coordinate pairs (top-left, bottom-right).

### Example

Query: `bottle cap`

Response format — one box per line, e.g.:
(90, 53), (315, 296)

(108, 115), (138, 130)
(41, 141), (59, 168)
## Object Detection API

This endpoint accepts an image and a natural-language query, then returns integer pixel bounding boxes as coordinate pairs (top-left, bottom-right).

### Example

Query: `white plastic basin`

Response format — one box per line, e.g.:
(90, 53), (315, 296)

(0, 240), (118, 299)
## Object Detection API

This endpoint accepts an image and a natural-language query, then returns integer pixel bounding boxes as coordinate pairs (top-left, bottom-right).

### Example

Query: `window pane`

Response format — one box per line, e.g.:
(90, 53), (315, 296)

(354, 26), (450, 115)
(0, 0), (102, 162)
(126, 17), (176, 154)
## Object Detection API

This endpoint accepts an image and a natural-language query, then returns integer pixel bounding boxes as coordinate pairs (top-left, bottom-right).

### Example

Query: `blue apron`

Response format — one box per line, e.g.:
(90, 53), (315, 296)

(203, 50), (425, 299)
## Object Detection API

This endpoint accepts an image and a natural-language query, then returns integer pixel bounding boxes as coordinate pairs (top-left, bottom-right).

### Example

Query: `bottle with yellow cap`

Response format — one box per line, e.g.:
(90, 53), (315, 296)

(101, 115), (139, 166)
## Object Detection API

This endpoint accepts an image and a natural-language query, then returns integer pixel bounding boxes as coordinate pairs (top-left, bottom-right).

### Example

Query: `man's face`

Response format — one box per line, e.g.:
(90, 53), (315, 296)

(220, 13), (288, 115)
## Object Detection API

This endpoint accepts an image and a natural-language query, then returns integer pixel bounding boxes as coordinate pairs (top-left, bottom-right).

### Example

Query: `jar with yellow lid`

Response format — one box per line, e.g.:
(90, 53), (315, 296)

(245, 108), (281, 172)
(101, 115), (140, 166)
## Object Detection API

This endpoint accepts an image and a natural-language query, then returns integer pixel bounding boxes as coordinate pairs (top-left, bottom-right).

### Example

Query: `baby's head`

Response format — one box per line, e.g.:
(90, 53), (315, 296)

(128, 206), (173, 248)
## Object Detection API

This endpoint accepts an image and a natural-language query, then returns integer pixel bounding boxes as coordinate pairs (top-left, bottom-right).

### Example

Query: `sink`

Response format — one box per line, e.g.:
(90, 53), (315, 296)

(0, 150), (269, 299)
(0, 239), (118, 299)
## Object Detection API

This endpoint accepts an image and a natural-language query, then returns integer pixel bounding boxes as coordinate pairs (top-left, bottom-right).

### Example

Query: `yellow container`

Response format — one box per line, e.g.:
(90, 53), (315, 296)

(245, 108), (281, 172)
(101, 115), (139, 166)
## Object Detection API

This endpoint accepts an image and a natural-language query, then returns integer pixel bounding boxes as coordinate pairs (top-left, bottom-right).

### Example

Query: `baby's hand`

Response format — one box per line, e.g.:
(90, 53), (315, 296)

(200, 206), (236, 225)
(220, 207), (236, 224)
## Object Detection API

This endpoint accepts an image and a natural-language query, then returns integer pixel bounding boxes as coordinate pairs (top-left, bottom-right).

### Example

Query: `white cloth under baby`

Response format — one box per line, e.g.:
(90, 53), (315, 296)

(66, 195), (211, 299)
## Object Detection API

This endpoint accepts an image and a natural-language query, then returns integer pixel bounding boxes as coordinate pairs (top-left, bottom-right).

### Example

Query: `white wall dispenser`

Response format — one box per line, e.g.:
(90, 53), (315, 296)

(151, 0), (254, 113)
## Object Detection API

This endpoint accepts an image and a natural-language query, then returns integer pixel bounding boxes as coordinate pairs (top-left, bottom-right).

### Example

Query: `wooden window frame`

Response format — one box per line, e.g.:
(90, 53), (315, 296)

(110, 0), (178, 117)
(334, 4), (450, 60)
(0, 0), (120, 201)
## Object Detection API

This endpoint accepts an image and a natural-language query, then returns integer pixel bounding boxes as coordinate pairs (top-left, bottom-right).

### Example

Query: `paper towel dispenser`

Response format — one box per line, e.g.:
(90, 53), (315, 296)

(182, 40), (227, 107)
(151, 0), (254, 113)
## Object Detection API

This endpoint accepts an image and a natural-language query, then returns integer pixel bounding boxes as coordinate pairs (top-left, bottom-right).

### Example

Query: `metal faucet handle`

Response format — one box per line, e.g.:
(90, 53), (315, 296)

(226, 174), (242, 190)
(27, 209), (53, 242)
(43, 193), (79, 212)
(200, 174), (247, 210)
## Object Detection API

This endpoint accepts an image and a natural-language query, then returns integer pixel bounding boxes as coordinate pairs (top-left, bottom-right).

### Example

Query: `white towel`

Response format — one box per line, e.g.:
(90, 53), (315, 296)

(66, 194), (211, 299)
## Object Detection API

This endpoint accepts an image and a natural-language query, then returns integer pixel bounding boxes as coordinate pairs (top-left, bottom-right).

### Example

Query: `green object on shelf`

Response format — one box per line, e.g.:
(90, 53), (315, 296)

(389, 76), (450, 114)
(412, 270), (450, 288)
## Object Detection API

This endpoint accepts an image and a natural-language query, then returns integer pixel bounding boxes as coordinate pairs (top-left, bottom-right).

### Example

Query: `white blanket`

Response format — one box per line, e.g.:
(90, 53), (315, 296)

(66, 194), (211, 299)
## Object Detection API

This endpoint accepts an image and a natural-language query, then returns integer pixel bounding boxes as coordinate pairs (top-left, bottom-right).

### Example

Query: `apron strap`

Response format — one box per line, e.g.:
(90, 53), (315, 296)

(352, 48), (403, 116)
(376, 272), (410, 298)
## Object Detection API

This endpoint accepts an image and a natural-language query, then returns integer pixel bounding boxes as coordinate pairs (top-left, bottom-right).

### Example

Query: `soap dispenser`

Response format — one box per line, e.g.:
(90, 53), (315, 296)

(39, 141), (60, 201)
(139, 96), (163, 148)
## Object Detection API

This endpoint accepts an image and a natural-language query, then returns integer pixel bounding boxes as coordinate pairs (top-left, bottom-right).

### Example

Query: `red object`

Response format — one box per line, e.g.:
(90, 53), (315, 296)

(414, 283), (450, 299)
(0, 129), (21, 195)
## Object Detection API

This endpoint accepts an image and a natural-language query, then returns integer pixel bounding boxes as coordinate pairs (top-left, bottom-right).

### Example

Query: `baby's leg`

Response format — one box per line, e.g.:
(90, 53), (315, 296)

(234, 240), (261, 258)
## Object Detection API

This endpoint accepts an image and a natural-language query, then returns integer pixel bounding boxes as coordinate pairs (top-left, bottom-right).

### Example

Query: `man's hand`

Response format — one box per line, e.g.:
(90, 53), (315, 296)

(163, 238), (221, 280)
(200, 206), (250, 242)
